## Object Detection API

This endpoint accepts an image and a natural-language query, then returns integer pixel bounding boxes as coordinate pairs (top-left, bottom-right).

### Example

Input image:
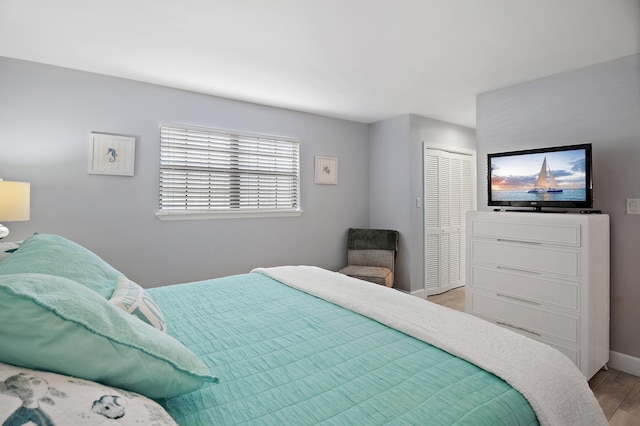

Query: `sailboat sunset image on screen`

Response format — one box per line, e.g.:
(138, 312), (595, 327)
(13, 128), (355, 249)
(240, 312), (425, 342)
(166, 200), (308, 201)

(528, 157), (563, 193)
(487, 144), (593, 211)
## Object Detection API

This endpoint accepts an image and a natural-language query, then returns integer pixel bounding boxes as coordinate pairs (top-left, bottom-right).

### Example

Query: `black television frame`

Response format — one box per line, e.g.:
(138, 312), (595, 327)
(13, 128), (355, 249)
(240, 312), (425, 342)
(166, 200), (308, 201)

(487, 143), (593, 212)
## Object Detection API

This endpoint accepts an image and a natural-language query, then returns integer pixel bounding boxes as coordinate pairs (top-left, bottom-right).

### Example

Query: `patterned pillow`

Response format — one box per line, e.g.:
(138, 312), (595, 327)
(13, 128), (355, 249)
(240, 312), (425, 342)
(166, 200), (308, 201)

(0, 362), (177, 425)
(110, 277), (167, 332)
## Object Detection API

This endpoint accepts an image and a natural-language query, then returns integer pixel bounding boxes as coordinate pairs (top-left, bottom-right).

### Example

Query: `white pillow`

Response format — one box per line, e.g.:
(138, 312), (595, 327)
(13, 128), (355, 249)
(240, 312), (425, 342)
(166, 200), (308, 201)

(110, 276), (167, 332)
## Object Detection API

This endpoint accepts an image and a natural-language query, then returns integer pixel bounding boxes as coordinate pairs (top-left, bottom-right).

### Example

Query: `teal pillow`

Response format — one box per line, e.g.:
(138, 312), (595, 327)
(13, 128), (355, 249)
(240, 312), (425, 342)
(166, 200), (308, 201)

(0, 234), (121, 299)
(0, 273), (218, 399)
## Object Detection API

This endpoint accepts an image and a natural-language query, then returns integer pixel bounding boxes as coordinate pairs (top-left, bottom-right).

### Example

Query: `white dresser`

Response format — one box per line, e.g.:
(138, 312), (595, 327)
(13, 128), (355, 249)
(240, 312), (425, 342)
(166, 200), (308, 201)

(465, 211), (609, 379)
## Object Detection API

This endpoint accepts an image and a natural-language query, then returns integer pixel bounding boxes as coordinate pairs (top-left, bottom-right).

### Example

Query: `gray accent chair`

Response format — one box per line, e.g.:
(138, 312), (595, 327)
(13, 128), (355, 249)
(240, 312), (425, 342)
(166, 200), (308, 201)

(338, 228), (399, 287)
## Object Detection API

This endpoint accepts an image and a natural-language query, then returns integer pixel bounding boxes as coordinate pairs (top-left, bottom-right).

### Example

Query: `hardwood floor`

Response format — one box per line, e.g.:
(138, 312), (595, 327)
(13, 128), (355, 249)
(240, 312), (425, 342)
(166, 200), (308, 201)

(427, 286), (466, 311)
(591, 368), (640, 425)
(427, 287), (640, 425)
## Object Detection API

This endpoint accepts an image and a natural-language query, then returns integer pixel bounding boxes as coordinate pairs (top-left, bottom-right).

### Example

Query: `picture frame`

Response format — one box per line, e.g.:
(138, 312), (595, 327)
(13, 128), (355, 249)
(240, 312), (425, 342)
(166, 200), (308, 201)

(315, 156), (338, 185)
(88, 132), (136, 176)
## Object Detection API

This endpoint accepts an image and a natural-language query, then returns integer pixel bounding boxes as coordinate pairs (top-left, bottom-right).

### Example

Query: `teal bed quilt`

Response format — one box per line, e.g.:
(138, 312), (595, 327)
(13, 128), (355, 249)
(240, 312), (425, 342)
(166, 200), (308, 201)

(0, 234), (607, 425)
(149, 273), (537, 425)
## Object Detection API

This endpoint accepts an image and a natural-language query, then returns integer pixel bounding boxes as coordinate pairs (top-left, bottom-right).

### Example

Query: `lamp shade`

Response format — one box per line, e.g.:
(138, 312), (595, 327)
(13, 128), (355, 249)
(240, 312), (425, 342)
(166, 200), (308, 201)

(0, 181), (30, 222)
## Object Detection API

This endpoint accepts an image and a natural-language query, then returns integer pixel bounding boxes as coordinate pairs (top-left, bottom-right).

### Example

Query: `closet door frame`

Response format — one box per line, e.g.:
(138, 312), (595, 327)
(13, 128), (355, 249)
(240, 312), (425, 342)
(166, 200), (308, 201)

(423, 143), (476, 296)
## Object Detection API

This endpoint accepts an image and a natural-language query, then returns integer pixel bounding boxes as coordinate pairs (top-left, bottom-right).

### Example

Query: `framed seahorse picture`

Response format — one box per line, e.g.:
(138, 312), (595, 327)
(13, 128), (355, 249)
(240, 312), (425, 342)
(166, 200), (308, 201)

(88, 132), (136, 176)
(314, 156), (338, 185)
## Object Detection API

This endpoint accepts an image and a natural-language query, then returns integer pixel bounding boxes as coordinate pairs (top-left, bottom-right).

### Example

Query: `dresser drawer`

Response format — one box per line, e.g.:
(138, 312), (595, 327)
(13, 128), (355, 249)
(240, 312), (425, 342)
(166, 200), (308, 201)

(470, 239), (580, 279)
(469, 266), (579, 310)
(492, 321), (581, 366)
(545, 342), (580, 366)
(470, 219), (581, 246)
(470, 293), (579, 344)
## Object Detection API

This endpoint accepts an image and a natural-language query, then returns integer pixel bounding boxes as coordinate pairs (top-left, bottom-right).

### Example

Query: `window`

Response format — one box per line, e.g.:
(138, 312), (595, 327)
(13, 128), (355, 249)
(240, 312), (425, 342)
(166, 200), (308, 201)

(157, 123), (301, 220)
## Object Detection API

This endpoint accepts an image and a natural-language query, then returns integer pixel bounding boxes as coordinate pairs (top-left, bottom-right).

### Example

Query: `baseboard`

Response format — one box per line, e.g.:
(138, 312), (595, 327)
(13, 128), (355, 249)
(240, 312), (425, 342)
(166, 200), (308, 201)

(396, 287), (427, 299)
(410, 288), (426, 299)
(609, 351), (640, 377)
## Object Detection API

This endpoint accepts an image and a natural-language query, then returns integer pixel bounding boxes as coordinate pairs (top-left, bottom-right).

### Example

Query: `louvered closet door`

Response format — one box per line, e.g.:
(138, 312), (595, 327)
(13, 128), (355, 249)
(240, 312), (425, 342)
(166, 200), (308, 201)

(424, 148), (474, 296)
(424, 151), (441, 294)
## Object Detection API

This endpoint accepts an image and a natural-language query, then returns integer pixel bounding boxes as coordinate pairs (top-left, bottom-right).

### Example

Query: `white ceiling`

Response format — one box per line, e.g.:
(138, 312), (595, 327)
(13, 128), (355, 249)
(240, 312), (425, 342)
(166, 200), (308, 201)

(1, 0), (638, 128)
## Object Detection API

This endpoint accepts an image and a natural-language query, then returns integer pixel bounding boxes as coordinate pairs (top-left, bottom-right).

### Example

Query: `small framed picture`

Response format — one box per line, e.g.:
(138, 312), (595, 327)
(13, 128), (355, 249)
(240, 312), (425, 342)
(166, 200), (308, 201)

(88, 132), (136, 176)
(315, 156), (338, 185)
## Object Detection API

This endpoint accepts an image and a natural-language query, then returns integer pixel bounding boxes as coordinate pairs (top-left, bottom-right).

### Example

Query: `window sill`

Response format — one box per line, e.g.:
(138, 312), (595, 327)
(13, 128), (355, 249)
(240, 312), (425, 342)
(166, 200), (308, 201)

(155, 209), (304, 221)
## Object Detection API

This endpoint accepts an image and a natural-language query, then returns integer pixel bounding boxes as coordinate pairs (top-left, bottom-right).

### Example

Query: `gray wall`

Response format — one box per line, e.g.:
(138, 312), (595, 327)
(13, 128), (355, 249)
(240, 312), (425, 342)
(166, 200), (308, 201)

(368, 115), (412, 290)
(0, 57), (370, 287)
(476, 54), (640, 359)
(369, 114), (476, 294)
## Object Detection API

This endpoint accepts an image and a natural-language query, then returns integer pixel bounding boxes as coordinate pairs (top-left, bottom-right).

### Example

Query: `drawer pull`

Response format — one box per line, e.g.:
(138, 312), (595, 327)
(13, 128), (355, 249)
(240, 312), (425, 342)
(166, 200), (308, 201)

(496, 239), (543, 245)
(497, 293), (542, 306)
(496, 265), (543, 275)
(496, 321), (542, 337)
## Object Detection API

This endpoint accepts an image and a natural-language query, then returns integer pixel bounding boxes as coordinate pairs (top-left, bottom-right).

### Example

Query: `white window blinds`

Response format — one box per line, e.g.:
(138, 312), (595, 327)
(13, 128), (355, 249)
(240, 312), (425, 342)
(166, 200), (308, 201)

(158, 124), (301, 219)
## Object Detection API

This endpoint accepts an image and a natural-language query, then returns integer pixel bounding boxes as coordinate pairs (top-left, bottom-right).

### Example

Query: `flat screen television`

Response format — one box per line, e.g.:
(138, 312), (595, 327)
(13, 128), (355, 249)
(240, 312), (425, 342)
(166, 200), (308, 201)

(488, 143), (593, 211)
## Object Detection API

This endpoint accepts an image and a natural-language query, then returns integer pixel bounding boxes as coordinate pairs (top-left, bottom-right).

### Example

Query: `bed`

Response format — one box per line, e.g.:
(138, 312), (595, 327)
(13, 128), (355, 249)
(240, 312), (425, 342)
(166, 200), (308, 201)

(0, 234), (607, 425)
